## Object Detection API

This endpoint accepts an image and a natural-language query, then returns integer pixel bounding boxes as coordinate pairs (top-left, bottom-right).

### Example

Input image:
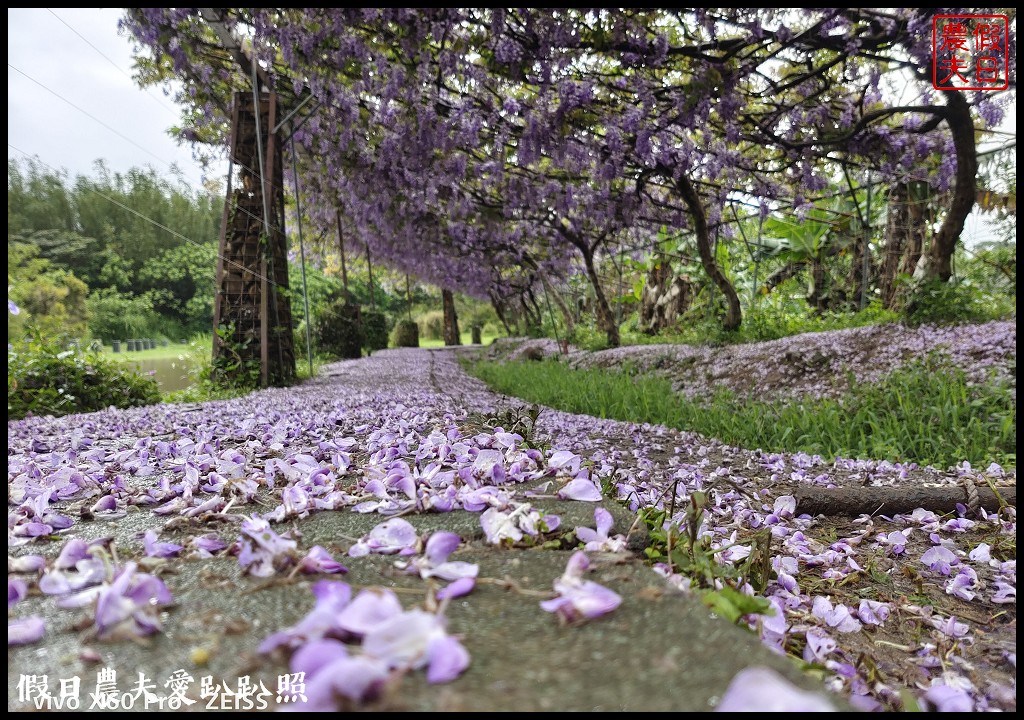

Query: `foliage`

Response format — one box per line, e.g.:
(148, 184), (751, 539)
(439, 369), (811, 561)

(209, 322), (261, 390)
(313, 300), (363, 359)
(902, 277), (1011, 328)
(8, 242), (90, 343)
(123, 9), (1013, 342)
(8, 157), (222, 340)
(361, 310), (390, 354)
(86, 288), (168, 342)
(8, 334), (161, 420)
(392, 319), (420, 348)
(465, 355), (1015, 470)
(416, 310), (445, 341)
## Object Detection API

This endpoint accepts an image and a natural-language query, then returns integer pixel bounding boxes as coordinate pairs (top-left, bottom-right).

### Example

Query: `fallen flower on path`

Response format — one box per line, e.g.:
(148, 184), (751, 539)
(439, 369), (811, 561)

(540, 551), (621, 624)
(575, 507), (627, 553)
(715, 666), (837, 712)
(8, 616), (45, 646)
(347, 518), (419, 557)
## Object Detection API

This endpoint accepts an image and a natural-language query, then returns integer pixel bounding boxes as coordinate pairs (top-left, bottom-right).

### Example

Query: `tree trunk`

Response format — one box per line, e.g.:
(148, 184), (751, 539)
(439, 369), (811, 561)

(442, 288), (461, 346)
(795, 485), (1014, 517)
(879, 183), (909, 309)
(580, 247), (620, 347)
(920, 90), (978, 282)
(539, 273), (576, 335)
(640, 256), (693, 334)
(676, 176), (742, 330)
(490, 292), (514, 334)
(336, 209), (349, 298)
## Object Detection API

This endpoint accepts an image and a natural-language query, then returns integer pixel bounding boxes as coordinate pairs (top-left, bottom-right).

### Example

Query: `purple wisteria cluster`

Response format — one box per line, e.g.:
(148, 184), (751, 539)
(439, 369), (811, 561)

(7, 343), (1017, 711)
(569, 319), (1016, 403)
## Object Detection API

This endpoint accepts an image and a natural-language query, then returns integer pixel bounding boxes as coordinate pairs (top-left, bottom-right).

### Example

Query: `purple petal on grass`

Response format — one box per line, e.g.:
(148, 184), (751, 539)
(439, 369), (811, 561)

(715, 666), (837, 712)
(436, 577), (476, 600)
(8, 616), (45, 646)
(558, 477), (602, 502)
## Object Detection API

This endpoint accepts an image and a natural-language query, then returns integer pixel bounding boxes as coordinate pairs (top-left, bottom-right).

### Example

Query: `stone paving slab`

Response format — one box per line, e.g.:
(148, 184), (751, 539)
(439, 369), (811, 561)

(9, 507), (841, 711)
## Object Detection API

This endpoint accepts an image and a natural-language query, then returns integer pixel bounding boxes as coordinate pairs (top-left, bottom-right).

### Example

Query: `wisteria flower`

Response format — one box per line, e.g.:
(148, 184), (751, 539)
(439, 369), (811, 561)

(557, 475), (602, 502)
(259, 580), (356, 654)
(878, 530), (909, 556)
(237, 515), (298, 577)
(143, 529), (183, 558)
(436, 577), (476, 601)
(811, 596), (862, 633)
(922, 682), (973, 712)
(715, 666), (837, 712)
(856, 599), (890, 626)
(990, 581), (1015, 604)
(9, 577), (28, 607)
(297, 546), (348, 575)
(540, 551), (621, 624)
(803, 627), (837, 662)
(945, 567), (978, 601)
(968, 543), (992, 564)
(9, 555), (46, 573)
(286, 640), (389, 710)
(362, 608), (470, 683)
(347, 518), (419, 557)
(575, 507), (627, 553)
(63, 562), (175, 640)
(8, 616), (45, 646)
(920, 545), (959, 575)
(396, 531), (478, 584)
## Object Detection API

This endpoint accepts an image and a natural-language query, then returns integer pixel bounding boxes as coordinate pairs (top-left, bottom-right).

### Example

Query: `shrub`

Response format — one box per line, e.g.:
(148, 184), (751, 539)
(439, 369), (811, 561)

(313, 300), (363, 359)
(903, 278), (1005, 327)
(393, 319), (420, 347)
(416, 310), (444, 340)
(8, 335), (161, 420)
(362, 310), (390, 354)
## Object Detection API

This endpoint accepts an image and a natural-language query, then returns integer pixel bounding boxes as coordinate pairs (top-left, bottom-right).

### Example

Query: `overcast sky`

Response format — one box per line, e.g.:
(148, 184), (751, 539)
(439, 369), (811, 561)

(7, 7), (214, 190)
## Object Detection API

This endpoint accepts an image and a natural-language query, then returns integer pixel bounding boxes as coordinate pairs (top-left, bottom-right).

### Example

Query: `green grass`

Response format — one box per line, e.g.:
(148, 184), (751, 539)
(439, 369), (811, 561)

(464, 355), (1016, 470)
(419, 331), (499, 349)
(102, 342), (207, 362)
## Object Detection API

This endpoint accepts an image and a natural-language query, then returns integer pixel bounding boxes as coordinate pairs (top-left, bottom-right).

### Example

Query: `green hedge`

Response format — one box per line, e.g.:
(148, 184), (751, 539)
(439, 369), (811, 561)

(9, 337), (161, 419)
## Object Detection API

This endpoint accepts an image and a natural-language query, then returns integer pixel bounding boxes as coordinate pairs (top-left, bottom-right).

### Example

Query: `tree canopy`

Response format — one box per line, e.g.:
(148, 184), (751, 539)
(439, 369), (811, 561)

(120, 8), (1015, 343)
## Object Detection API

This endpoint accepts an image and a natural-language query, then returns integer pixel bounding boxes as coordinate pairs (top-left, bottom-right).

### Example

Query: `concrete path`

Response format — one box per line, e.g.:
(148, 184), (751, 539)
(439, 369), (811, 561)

(8, 348), (847, 712)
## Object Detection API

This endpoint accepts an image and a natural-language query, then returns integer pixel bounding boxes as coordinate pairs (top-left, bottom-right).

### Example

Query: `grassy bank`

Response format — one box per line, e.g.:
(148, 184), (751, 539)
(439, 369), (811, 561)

(101, 342), (207, 362)
(464, 356), (1016, 470)
(419, 331), (499, 349)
